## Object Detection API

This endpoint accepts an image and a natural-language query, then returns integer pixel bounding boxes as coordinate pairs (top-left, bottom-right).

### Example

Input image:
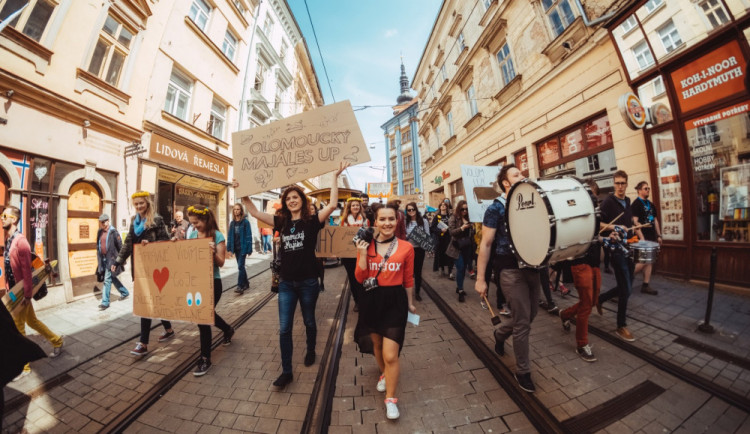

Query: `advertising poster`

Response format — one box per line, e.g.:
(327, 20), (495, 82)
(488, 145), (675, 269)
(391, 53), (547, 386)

(652, 130), (683, 240)
(460, 164), (502, 223)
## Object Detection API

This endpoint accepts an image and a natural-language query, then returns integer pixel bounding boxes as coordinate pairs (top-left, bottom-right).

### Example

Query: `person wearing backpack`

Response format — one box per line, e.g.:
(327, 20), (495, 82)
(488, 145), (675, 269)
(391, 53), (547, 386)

(96, 213), (129, 310)
(2, 205), (64, 381)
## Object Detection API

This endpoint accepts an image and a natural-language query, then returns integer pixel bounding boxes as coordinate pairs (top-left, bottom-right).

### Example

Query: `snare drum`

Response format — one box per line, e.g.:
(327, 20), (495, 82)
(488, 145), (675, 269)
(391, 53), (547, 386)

(506, 178), (599, 268)
(630, 240), (659, 263)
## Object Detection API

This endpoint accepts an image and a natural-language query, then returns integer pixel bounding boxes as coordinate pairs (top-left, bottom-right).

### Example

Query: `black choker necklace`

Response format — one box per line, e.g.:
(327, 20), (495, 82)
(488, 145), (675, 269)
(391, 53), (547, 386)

(375, 236), (395, 243)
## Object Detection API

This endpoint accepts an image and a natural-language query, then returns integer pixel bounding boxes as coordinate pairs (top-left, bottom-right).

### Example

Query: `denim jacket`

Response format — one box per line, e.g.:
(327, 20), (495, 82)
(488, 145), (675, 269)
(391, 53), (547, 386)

(482, 196), (513, 257)
(227, 218), (253, 256)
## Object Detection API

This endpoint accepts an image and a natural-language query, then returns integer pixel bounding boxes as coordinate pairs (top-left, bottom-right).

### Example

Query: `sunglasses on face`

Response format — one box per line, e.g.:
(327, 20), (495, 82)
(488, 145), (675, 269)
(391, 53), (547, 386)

(0, 213), (13, 219)
(614, 182), (627, 186)
(461, 208), (468, 211)
(407, 208), (415, 212)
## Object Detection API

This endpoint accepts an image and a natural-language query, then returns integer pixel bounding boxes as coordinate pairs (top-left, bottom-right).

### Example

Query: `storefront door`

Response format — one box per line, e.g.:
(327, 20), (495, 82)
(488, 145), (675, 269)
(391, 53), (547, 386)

(67, 182), (101, 297)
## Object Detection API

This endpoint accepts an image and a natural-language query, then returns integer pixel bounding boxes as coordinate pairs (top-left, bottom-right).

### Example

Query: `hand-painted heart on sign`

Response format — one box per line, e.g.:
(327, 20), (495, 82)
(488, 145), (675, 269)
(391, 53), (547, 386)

(152, 267), (169, 292)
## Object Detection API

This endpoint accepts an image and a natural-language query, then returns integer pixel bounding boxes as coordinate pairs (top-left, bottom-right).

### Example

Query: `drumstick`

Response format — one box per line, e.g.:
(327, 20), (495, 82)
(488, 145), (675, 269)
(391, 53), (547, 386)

(627, 223), (653, 232)
(598, 212), (624, 235)
(482, 295), (501, 325)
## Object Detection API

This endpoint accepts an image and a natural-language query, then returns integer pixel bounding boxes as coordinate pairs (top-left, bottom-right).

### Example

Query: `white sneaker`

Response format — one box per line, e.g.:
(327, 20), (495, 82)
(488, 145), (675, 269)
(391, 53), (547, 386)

(376, 374), (386, 392)
(384, 398), (399, 419)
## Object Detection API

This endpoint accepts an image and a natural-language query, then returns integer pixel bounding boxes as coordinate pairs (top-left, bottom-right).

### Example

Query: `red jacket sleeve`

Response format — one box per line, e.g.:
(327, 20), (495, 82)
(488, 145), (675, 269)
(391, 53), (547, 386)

(15, 237), (34, 298)
(354, 245), (372, 283)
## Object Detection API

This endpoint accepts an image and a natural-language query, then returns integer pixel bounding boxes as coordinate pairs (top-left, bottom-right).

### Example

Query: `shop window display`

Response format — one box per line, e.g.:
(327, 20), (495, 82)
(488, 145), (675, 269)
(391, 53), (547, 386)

(650, 130), (684, 241)
(685, 101), (750, 242)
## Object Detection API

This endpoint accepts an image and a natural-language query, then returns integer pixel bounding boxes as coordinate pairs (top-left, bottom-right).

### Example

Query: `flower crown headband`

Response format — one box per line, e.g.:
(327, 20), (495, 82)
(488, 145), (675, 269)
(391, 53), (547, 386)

(346, 197), (362, 203)
(131, 191), (150, 199)
(188, 205), (209, 215)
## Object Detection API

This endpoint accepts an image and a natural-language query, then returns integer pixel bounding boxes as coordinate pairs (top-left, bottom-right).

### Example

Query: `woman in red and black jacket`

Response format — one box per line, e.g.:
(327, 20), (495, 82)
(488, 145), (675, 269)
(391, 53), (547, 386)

(354, 203), (416, 420)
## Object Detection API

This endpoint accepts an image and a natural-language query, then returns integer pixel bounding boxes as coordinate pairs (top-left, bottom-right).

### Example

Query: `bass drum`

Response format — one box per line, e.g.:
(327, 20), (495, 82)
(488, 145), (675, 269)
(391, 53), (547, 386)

(506, 178), (598, 268)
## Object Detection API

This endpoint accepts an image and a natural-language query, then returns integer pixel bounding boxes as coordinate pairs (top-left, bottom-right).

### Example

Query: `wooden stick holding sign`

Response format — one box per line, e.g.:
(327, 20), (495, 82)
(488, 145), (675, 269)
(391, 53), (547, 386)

(316, 226), (359, 258)
(407, 225), (435, 252)
(133, 238), (215, 325)
(232, 101), (371, 197)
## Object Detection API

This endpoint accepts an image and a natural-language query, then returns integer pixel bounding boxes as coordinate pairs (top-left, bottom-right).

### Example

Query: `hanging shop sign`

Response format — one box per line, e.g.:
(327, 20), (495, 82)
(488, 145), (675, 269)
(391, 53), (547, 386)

(149, 134), (229, 182)
(670, 40), (746, 114)
(618, 92), (647, 129)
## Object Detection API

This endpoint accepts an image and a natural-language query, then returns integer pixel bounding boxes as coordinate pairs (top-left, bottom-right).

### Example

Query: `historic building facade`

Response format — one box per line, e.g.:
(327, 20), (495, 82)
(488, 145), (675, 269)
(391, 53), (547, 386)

(413, 0), (749, 286)
(0, 0), (323, 306)
(381, 60), (422, 196)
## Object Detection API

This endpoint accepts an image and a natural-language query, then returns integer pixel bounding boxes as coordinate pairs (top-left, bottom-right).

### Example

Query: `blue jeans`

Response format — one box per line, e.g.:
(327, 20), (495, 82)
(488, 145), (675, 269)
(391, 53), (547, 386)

(278, 278), (319, 374)
(235, 252), (248, 289)
(262, 235), (272, 253)
(102, 267), (129, 307)
(455, 251), (470, 291)
(598, 250), (633, 328)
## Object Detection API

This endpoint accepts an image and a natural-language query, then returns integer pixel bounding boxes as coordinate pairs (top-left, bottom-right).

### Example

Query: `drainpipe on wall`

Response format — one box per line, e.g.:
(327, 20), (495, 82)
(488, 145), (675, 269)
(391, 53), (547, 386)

(573, 0), (622, 27)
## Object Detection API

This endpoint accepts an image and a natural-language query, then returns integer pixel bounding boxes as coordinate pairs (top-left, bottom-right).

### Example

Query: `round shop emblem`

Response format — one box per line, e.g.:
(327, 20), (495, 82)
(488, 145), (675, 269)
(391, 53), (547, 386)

(618, 92), (647, 130)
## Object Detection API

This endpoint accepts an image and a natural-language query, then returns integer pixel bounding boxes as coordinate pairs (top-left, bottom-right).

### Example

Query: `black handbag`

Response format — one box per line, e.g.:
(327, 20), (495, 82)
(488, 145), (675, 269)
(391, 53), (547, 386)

(96, 269), (105, 282)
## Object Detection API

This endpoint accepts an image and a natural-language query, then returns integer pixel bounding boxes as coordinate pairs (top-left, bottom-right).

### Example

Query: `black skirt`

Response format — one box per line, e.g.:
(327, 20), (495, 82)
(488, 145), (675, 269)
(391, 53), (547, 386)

(354, 285), (408, 355)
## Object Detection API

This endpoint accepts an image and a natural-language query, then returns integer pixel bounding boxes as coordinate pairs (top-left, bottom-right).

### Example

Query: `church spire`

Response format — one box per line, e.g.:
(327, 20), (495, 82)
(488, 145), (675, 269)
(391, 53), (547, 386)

(396, 55), (412, 105)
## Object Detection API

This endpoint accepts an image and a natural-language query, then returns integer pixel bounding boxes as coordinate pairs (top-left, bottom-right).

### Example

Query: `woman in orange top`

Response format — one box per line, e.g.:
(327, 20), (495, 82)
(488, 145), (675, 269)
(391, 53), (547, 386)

(354, 203), (416, 420)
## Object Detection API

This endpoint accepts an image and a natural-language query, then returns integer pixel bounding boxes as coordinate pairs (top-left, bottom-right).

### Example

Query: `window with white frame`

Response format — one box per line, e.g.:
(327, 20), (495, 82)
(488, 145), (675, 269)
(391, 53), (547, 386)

(653, 76), (665, 95)
(643, 0), (663, 15)
(620, 15), (637, 33)
(658, 20), (682, 53)
(467, 85), (478, 117)
(263, 13), (273, 36)
(254, 62), (266, 92)
(232, 0), (245, 14)
(164, 68), (192, 121)
(483, 0), (493, 10)
(222, 29), (237, 61)
(541, 0), (576, 38)
(87, 14), (134, 87)
(0, 0), (56, 42)
(496, 42), (516, 86)
(434, 125), (442, 147)
(458, 32), (466, 52)
(209, 99), (226, 139)
(401, 127), (411, 144)
(447, 111), (454, 137)
(280, 40), (288, 62)
(274, 85), (283, 111)
(633, 40), (655, 70)
(392, 161), (397, 177)
(441, 64), (448, 82)
(700, 0), (730, 29)
(188, 0), (211, 31)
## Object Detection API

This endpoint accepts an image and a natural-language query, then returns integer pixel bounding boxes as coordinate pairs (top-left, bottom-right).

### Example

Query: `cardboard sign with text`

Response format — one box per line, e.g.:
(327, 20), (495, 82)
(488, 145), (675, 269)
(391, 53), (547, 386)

(133, 239), (215, 325)
(315, 226), (359, 258)
(367, 182), (393, 198)
(461, 164), (502, 223)
(407, 225), (434, 252)
(389, 194), (426, 211)
(232, 101), (370, 196)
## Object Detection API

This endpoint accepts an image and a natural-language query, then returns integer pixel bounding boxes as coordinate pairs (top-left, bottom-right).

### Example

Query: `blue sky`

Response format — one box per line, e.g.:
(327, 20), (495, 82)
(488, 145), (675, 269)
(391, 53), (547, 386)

(286, 0), (442, 191)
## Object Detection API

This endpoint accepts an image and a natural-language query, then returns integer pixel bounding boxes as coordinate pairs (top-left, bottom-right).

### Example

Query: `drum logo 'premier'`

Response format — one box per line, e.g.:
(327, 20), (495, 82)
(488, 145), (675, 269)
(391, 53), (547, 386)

(516, 192), (536, 211)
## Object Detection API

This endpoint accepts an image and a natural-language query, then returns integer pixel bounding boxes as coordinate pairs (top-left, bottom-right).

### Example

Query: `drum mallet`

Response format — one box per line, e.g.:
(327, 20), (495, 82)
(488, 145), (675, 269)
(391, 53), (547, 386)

(598, 212), (624, 235)
(482, 295), (501, 326)
(627, 223), (652, 232)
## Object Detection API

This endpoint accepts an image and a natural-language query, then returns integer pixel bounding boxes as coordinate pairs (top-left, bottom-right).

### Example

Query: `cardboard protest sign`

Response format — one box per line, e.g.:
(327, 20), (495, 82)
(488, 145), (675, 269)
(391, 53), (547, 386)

(315, 226), (359, 258)
(407, 225), (434, 252)
(257, 200), (281, 229)
(367, 182), (392, 199)
(461, 164), (502, 223)
(133, 239), (214, 325)
(389, 193), (426, 211)
(232, 101), (370, 196)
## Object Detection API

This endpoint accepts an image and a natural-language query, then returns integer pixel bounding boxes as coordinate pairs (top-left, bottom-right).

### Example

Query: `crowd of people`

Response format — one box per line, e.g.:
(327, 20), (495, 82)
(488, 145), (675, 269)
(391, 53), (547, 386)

(0, 160), (663, 421)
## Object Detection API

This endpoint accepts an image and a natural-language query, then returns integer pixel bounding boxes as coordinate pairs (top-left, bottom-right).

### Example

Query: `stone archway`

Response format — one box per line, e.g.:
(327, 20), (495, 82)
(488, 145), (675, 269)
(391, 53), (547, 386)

(56, 167), (113, 300)
(0, 151), (24, 206)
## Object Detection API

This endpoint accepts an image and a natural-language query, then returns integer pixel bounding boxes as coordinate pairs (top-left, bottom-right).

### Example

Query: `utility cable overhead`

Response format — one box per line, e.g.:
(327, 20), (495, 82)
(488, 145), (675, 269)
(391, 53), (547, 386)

(303, 0), (336, 103)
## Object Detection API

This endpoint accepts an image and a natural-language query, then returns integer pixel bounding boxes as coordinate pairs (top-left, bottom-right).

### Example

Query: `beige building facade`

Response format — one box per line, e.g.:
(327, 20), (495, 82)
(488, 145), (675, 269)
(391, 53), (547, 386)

(414, 0), (750, 286)
(0, 0), (323, 306)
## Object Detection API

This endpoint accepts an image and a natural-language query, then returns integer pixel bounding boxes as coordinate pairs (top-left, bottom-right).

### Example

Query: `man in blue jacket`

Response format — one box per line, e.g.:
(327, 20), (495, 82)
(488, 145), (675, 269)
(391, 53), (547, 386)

(96, 214), (129, 310)
(228, 204), (253, 294)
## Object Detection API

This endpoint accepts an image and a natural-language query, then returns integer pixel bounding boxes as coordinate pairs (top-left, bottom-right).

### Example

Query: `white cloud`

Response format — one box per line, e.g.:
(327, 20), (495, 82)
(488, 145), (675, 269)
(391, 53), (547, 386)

(384, 28), (398, 38)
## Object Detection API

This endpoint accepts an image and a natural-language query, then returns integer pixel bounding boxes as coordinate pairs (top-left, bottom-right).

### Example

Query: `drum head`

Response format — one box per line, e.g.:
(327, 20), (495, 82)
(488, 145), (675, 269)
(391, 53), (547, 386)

(506, 180), (553, 267)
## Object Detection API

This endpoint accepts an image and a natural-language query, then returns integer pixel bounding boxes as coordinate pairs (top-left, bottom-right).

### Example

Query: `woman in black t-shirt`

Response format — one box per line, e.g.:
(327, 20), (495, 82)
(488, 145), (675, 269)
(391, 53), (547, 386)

(235, 162), (347, 388)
